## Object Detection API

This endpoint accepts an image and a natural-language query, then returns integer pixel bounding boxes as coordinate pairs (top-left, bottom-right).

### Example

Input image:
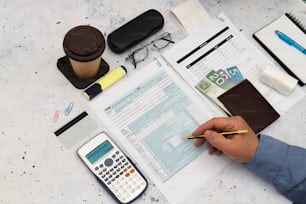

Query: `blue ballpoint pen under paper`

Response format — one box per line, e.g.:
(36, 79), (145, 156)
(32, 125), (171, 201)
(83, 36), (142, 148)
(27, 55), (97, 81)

(275, 30), (306, 55)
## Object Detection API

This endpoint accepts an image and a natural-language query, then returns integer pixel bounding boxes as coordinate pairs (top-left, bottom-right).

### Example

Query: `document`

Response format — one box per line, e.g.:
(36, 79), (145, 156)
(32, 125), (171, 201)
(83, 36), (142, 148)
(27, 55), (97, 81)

(163, 14), (305, 115)
(104, 69), (208, 181)
(90, 58), (230, 203)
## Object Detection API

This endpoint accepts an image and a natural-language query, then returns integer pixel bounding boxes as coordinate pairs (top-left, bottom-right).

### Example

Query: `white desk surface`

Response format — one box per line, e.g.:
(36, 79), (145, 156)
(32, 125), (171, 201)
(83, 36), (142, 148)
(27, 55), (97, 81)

(1, 0), (306, 203)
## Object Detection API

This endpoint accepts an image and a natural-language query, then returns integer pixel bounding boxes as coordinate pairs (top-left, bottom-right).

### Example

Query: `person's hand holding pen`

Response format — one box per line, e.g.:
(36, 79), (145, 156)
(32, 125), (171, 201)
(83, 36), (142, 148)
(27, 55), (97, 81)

(192, 116), (259, 163)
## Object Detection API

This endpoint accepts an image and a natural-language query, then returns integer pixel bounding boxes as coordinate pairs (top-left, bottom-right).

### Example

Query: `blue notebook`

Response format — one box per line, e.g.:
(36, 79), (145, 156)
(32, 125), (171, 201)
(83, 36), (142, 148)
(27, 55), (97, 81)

(253, 13), (306, 86)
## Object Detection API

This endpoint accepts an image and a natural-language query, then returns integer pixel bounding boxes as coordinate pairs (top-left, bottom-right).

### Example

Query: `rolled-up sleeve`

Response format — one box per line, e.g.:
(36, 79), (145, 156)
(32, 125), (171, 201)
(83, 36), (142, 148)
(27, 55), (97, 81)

(245, 135), (306, 204)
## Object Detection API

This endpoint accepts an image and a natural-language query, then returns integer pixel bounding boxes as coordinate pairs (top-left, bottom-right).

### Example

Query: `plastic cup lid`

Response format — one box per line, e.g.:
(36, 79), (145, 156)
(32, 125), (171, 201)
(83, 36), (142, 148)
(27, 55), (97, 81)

(63, 25), (105, 62)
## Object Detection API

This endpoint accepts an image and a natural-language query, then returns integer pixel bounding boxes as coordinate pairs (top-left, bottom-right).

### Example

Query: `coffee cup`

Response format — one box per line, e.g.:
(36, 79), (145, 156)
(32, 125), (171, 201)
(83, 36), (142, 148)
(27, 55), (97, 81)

(63, 25), (105, 79)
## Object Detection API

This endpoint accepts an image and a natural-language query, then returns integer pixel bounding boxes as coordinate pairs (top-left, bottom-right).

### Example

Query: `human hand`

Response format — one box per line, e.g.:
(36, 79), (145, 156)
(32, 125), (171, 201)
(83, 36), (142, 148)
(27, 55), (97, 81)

(192, 116), (259, 163)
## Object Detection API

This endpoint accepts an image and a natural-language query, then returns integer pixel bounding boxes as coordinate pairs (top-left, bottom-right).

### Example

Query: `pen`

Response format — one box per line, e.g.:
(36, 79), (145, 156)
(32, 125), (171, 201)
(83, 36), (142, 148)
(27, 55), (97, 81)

(275, 30), (306, 55)
(183, 129), (248, 139)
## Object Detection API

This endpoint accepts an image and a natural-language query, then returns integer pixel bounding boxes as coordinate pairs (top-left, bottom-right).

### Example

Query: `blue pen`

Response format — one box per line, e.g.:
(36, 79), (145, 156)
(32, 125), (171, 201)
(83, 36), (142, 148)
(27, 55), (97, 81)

(275, 30), (306, 55)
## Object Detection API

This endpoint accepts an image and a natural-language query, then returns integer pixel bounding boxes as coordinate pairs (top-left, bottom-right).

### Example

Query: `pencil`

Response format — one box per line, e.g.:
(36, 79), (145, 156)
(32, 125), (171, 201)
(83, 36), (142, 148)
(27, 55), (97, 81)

(183, 129), (248, 139)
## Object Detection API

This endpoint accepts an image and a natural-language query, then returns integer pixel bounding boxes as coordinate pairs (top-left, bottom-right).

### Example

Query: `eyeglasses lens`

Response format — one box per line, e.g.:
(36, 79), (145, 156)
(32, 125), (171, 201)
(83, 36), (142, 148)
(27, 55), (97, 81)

(126, 32), (173, 68)
(132, 47), (148, 62)
(153, 33), (172, 49)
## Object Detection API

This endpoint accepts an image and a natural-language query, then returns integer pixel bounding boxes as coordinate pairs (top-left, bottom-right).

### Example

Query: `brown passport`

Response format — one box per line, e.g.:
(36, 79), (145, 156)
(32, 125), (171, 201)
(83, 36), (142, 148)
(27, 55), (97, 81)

(217, 79), (280, 133)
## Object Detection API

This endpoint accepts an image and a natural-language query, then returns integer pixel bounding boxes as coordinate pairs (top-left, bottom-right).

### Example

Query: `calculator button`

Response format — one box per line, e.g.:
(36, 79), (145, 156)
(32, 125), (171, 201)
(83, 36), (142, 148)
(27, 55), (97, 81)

(116, 151), (120, 154)
(112, 154), (116, 159)
(104, 158), (113, 167)
(94, 166), (99, 171)
(99, 164), (103, 168)
(125, 172), (130, 177)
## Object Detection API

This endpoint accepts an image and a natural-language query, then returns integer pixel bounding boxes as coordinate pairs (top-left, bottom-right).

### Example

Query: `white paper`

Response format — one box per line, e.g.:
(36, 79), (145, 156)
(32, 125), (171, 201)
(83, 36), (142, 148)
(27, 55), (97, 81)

(163, 14), (305, 116)
(171, 0), (211, 34)
(90, 58), (231, 203)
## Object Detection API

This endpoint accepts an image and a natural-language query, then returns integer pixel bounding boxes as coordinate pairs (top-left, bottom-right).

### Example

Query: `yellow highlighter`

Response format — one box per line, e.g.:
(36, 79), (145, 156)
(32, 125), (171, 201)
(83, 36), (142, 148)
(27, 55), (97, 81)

(83, 66), (127, 100)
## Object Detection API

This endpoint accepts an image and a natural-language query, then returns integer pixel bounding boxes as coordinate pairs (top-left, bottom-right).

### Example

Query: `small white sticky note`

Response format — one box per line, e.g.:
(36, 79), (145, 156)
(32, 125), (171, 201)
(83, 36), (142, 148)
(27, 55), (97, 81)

(168, 136), (184, 148)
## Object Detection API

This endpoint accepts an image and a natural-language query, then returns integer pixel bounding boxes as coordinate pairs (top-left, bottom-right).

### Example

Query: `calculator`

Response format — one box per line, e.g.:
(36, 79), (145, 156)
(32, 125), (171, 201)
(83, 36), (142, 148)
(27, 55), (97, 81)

(77, 132), (148, 204)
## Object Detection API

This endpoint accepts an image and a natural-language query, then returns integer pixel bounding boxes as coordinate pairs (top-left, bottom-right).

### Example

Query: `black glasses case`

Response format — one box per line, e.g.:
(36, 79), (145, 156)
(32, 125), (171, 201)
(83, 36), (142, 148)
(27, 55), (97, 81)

(107, 9), (164, 53)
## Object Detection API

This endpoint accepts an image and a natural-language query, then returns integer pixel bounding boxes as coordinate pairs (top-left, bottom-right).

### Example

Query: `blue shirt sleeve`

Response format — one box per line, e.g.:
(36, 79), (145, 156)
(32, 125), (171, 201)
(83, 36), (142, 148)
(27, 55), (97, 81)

(245, 135), (306, 204)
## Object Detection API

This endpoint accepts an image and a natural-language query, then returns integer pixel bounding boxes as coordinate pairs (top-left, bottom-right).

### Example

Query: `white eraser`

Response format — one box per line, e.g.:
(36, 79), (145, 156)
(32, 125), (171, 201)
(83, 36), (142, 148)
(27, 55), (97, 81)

(259, 65), (298, 95)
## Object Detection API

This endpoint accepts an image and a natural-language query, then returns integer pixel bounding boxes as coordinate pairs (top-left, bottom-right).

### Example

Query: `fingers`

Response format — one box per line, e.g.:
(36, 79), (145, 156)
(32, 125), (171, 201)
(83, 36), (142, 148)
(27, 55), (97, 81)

(194, 138), (205, 147)
(193, 117), (236, 148)
(202, 130), (231, 153)
(208, 144), (222, 155)
(194, 135), (224, 156)
(192, 116), (259, 163)
(192, 117), (235, 136)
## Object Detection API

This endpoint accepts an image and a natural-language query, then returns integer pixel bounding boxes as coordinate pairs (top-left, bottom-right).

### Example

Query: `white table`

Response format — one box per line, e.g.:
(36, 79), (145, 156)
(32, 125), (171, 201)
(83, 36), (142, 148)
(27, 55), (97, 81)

(1, 0), (306, 203)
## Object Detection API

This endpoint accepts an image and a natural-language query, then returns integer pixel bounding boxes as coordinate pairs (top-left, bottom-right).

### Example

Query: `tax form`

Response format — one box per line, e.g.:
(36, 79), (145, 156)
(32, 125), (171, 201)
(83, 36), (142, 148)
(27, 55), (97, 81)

(163, 14), (305, 115)
(104, 70), (207, 181)
(90, 58), (230, 203)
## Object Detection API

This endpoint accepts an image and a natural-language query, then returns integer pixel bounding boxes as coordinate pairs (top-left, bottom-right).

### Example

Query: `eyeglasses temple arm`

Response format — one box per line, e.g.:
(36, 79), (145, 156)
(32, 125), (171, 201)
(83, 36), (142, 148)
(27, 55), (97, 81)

(160, 38), (175, 44)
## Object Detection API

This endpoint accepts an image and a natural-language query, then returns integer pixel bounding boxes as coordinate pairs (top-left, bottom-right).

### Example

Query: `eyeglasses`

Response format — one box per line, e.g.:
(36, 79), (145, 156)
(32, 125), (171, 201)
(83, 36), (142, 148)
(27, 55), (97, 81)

(126, 32), (175, 68)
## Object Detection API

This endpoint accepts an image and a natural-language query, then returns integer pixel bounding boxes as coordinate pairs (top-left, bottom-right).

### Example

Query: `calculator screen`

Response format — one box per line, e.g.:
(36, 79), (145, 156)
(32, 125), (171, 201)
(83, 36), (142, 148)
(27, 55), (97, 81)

(86, 140), (113, 164)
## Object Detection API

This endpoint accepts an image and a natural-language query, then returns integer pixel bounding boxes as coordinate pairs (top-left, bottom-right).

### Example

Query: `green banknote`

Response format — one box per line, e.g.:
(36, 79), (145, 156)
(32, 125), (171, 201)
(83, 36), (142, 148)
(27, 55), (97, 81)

(205, 70), (234, 90)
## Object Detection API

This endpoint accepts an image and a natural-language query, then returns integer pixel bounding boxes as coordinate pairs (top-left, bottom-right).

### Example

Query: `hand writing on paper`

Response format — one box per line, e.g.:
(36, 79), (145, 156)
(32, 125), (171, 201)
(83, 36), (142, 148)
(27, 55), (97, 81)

(193, 116), (259, 163)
